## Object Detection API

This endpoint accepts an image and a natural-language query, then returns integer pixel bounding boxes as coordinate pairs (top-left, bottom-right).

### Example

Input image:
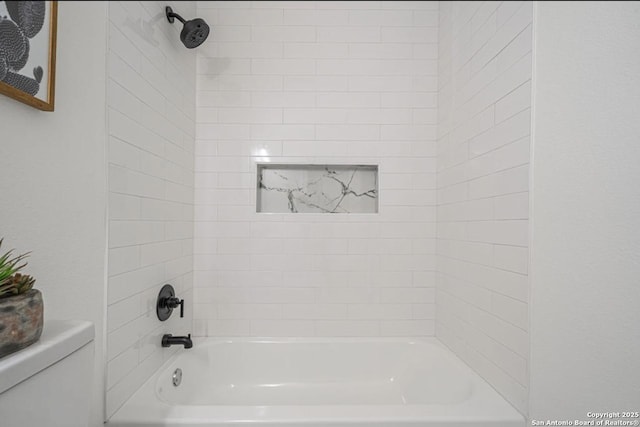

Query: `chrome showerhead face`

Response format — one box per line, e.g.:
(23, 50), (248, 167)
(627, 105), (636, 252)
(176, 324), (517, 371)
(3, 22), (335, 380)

(180, 18), (210, 49)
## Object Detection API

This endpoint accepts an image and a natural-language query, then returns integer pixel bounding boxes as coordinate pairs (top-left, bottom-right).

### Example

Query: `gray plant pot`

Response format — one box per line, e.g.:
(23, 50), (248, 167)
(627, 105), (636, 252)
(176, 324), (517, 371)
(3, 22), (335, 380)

(0, 289), (44, 359)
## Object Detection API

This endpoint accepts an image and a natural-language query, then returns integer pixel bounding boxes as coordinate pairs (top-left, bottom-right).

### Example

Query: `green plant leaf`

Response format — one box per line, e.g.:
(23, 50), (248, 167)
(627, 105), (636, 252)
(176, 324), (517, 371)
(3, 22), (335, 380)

(0, 239), (31, 283)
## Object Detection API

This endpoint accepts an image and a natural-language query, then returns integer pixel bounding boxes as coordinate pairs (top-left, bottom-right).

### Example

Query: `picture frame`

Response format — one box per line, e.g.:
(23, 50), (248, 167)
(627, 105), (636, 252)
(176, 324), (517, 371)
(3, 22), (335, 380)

(0, 1), (58, 111)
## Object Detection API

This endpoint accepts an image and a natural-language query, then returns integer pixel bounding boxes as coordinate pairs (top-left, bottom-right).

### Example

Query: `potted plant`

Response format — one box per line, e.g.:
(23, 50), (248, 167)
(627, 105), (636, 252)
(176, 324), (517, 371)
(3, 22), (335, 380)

(0, 238), (42, 359)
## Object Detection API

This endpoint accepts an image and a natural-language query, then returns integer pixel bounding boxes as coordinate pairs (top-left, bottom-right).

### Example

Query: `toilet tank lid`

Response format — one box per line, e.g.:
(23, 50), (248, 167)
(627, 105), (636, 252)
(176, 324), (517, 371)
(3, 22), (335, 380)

(0, 320), (94, 394)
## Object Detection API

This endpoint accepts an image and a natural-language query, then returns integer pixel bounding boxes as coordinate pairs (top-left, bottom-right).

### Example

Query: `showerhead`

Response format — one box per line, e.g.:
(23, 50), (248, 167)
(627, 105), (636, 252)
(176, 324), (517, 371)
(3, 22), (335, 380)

(166, 6), (210, 49)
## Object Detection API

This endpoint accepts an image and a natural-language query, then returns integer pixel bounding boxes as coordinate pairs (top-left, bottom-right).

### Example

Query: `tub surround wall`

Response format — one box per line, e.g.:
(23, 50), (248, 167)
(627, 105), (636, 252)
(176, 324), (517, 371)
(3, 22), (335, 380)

(436, 1), (532, 415)
(0, 3), (108, 425)
(193, 1), (438, 337)
(529, 1), (640, 419)
(106, 1), (196, 418)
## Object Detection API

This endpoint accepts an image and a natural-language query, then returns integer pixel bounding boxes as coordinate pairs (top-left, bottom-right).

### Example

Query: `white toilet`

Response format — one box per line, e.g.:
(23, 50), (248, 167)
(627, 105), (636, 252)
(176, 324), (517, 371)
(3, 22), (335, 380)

(0, 320), (94, 427)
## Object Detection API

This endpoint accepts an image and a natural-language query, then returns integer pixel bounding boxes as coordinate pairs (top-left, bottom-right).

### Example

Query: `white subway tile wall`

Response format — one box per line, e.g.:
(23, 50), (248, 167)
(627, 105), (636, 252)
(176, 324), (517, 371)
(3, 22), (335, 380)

(437, 1), (531, 415)
(106, 1), (196, 418)
(194, 1), (438, 337)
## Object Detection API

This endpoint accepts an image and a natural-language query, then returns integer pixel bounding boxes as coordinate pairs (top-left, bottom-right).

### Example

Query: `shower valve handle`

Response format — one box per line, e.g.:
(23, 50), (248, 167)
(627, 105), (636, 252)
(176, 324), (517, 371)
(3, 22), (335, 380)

(157, 285), (185, 321)
(164, 296), (185, 318)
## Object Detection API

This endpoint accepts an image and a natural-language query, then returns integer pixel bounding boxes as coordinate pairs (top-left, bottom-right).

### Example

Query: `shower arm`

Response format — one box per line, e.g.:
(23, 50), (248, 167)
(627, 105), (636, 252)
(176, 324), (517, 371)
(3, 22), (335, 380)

(166, 6), (186, 25)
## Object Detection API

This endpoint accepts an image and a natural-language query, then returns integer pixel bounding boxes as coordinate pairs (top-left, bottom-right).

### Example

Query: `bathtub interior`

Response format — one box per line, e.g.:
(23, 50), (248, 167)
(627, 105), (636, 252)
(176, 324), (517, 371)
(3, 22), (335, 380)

(109, 338), (525, 427)
(156, 339), (473, 406)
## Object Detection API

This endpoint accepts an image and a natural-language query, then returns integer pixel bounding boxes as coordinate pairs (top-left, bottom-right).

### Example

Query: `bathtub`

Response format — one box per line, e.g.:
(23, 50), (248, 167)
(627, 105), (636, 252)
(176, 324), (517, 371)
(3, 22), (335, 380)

(108, 337), (525, 427)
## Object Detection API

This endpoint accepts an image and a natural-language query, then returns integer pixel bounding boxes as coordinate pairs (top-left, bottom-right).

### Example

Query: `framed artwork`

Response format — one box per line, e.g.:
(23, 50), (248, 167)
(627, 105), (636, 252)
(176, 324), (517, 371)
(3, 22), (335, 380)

(0, 1), (58, 111)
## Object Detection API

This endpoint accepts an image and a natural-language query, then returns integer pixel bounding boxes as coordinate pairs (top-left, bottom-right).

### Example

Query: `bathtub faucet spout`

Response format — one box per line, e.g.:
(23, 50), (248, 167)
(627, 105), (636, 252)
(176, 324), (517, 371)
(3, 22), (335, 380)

(162, 334), (193, 349)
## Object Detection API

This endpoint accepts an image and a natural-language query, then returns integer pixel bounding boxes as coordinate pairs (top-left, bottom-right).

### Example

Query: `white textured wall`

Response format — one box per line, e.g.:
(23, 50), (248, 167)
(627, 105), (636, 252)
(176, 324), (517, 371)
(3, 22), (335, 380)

(437, 1), (532, 414)
(530, 1), (640, 421)
(106, 1), (196, 418)
(193, 1), (438, 337)
(0, 3), (108, 425)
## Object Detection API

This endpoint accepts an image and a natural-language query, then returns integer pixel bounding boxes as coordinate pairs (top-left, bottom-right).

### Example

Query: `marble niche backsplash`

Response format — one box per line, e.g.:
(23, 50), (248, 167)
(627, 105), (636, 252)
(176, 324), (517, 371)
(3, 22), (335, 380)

(257, 165), (378, 214)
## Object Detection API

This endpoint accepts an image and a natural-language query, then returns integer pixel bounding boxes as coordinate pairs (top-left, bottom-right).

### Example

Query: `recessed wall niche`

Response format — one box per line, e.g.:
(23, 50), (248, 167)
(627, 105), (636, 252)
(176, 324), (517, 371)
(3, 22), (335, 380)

(257, 164), (378, 214)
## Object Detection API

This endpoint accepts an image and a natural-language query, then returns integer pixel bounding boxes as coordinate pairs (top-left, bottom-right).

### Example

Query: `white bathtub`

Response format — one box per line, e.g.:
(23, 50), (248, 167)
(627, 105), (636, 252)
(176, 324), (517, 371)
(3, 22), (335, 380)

(108, 337), (524, 427)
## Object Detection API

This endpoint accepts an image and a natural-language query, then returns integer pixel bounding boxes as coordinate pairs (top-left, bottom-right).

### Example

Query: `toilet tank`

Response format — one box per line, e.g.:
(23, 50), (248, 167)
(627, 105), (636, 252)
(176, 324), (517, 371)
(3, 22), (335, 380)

(0, 320), (94, 427)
